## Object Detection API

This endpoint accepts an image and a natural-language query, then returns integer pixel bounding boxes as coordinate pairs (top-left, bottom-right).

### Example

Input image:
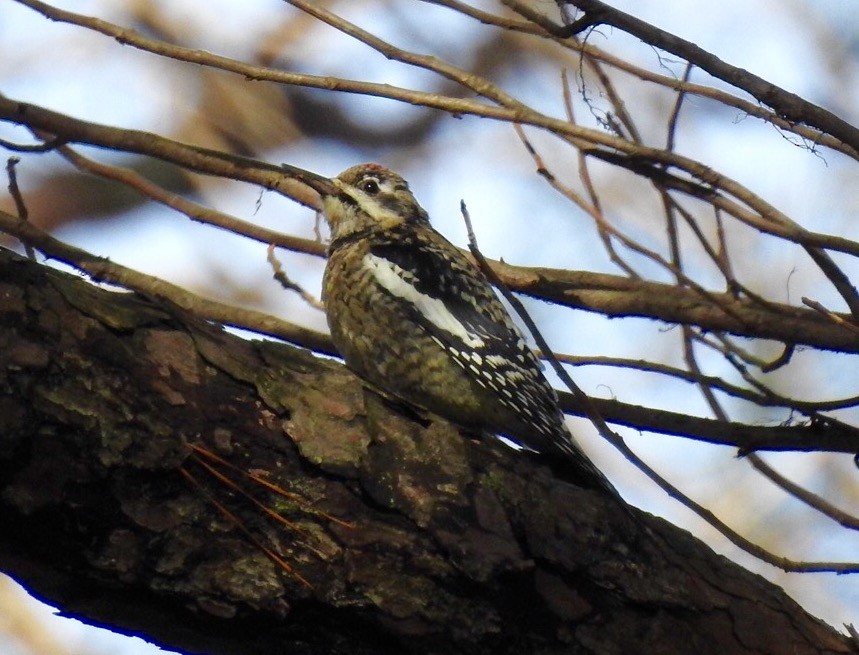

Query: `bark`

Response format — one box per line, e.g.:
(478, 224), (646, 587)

(0, 248), (850, 655)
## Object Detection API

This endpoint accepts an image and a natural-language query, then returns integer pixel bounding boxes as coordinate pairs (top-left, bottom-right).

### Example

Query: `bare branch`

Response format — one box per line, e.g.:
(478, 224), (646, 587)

(557, 0), (859, 153)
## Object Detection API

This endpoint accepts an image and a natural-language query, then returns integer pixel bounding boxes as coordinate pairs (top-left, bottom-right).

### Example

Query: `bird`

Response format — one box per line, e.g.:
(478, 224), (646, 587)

(309, 163), (614, 494)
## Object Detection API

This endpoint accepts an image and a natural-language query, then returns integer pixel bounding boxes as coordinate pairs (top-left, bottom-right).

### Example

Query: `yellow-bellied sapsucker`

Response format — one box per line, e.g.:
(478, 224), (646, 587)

(315, 163), (613, 493)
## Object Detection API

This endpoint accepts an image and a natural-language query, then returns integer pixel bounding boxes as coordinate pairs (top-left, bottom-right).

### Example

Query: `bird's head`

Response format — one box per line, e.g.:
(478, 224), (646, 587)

(320, 164), (429, 244)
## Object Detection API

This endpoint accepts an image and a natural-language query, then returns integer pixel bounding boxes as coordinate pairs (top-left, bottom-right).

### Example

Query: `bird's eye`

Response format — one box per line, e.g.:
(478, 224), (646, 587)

(361, 178), (380, 195)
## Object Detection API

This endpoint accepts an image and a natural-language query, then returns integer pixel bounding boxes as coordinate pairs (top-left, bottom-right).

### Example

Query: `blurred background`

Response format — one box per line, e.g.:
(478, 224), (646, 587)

(1, 0), (858, 652)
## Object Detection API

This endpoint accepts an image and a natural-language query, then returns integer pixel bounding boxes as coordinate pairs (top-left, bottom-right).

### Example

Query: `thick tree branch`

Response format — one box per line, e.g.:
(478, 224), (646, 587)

(0, 249), (852, 654)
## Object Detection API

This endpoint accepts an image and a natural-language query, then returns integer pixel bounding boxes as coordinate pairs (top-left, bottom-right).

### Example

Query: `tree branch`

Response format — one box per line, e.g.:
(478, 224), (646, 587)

(0, 95), (855, 354)
(557, 0), (859, 153)
(510, 264), (859, 354)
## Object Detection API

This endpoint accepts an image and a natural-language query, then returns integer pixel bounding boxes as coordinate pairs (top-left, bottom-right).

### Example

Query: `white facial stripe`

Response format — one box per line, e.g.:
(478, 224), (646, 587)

(334, 180), (402, 225)
(364, 253), (485, 348)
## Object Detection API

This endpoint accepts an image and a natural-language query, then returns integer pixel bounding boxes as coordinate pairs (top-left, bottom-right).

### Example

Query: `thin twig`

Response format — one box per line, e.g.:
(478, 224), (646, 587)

(801, 250), (859, 323)
(666, 63), (693, 151)
(747, 453), (859, 530)
(578, 41), (642, 144)
(0, 135), (65, 152)
(559, 72), (640, 277)
(56, 145), (326, 258)
(551, 352), (859, 412)
(5, 158), (36, 260)
(267, 244), (325, 311)
(803, 297), (859, 336)
(516, 130), (757, 330)
(556, 0), (859, 154)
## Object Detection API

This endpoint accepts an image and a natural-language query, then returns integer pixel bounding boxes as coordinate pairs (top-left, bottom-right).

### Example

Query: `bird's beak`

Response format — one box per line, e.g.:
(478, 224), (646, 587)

(280, 163), (338, 197)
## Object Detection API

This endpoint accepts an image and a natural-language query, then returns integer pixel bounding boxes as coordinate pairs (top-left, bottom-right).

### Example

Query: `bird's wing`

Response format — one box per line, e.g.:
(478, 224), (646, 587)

(366, 235), (617, 495)
(365, 237), (535, 367)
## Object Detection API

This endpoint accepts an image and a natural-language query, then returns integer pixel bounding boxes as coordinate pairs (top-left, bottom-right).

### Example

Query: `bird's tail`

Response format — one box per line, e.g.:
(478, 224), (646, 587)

(548, 428), (620, 499)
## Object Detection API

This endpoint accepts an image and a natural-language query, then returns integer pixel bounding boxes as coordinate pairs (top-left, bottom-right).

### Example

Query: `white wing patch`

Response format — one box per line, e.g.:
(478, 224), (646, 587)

(363, 253), (485, 348)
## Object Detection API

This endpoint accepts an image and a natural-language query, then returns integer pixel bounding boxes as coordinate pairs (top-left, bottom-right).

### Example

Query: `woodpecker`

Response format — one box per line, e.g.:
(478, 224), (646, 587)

(312, 163), (614, 493)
